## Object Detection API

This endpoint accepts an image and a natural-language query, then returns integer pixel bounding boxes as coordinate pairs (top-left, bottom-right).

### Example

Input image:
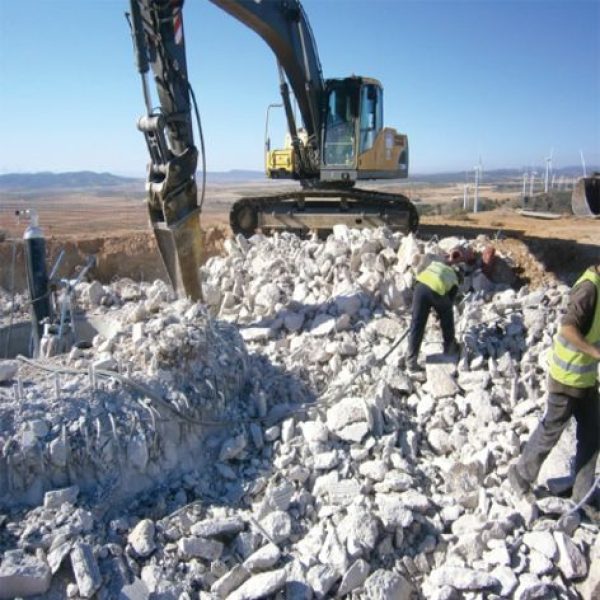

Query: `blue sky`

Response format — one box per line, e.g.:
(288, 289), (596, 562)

(0, 0), (598, 176)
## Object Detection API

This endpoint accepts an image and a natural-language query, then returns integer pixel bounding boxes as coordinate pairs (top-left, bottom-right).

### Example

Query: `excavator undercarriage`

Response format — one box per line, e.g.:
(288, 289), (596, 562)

(229, 188), (419, 237)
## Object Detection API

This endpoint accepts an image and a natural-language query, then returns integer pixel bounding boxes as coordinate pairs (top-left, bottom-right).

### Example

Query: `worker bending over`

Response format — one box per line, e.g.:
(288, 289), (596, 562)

(509, 263), (600, 513)
(406, 251), (462, 376)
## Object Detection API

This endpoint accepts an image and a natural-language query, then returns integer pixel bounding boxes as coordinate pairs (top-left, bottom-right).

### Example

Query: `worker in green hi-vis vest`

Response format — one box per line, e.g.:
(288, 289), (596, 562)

(406, 250), (463, 378)
(509, 263), (600, 517)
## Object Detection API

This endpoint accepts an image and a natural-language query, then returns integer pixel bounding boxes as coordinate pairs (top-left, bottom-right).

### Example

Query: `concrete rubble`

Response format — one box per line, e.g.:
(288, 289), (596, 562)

(0, 226), (597, 598)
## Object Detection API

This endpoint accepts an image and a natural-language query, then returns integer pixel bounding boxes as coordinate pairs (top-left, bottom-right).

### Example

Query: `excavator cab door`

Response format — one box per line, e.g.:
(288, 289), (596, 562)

(322, 80), (359, 173)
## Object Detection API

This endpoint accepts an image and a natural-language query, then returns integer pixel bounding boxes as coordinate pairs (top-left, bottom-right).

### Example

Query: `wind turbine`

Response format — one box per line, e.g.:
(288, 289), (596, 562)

(463, 171), (469, 210)
(544, 148), (553, 193)
(529, 170), (536, 196)
(473, 158), (482, 213)
(522, 171), (528, 201)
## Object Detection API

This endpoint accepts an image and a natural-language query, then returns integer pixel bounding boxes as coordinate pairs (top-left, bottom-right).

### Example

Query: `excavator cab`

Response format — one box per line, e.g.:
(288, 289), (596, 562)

(320, 77), (409, 184)
(266, 76), (410, 186)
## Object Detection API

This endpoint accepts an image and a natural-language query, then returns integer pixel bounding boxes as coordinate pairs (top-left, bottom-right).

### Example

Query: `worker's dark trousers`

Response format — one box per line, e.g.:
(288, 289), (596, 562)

(406, 282), (454, 365)
(516, 388), (600, 506)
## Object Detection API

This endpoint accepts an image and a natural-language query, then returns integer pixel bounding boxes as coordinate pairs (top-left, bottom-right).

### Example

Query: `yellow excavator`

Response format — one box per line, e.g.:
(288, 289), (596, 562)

(128, 0), (418, 300)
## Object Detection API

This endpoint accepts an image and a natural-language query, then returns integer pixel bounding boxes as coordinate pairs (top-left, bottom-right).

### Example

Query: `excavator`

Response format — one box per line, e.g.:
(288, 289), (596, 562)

(128, 0), (419, 300)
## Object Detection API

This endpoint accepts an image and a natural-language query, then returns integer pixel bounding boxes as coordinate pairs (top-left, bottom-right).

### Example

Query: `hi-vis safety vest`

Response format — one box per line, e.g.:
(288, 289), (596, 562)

(416, 261), (458, 296)
(549, 269), (600, 388)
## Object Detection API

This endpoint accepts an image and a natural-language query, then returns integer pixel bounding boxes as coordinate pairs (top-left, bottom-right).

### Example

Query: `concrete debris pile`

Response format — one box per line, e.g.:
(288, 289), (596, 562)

(0, 226), (598, 599)
(0, 280), (249, 510)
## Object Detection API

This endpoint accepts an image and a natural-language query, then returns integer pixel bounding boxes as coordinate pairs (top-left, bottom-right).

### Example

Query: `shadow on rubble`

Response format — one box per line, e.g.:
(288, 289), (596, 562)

(116, 343), (318, 523)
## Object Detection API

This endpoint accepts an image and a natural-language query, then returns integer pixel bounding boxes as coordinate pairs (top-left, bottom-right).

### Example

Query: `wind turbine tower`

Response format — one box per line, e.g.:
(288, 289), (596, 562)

(529, 171), (536, 196)
(522, 171), (528, 201)
(544, 148), (553, 193)
(473, 159), (482, 213)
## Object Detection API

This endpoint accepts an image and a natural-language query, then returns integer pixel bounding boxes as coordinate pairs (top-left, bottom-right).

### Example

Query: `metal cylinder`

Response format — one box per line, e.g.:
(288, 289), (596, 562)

(24, 216), (51, 356)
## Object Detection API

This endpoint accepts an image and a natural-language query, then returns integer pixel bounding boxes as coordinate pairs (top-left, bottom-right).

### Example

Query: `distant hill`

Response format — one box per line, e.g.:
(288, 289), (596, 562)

(0, 166), (596, 192)
(0, 170), (267, 191)
(0, 171), (141, 191)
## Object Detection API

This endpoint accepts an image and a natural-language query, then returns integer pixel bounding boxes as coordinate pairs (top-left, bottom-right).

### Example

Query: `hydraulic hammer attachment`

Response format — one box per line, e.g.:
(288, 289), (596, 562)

(128, 0), (203, 300)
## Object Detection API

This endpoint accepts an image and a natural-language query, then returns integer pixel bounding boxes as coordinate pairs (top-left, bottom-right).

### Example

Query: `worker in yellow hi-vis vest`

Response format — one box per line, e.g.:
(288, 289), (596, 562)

(406, 251), (463, 377)
(509, 263), (600, 515)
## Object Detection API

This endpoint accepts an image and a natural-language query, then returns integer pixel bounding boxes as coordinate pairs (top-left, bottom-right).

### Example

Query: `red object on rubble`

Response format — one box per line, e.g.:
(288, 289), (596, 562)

(481, 245), (496, 277)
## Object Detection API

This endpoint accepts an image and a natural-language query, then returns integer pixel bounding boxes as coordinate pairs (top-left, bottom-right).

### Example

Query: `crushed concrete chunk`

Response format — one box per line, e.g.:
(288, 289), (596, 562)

(554, 531), (588, 579)
(177, 536), (224, 560)
(0, 550), (51, 599)
(226, 568), (287, 600)
(363, 569), (413, 600)
(338, 558), (370, 596)
(43, 485), (79, 508)
(70, 543), (102, 598)
(190, 516), (245, 538)
(128, 519), (156, 557)
(428, 566), (499, 591)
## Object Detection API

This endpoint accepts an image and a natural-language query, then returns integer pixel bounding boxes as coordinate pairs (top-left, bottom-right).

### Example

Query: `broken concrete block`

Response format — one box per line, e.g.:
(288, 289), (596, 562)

(522, 530), (558, 561)
(338, 507), (380, 557)
(177, 537), (224, 560)
(363, 569), (413, 600)
(128, 519), (156, 558)
(338, 558), (370, 596)
(226, 568), (287, 600)
(0, 550), (51, 599)
(190, 516), (245, 538)
(554, 531), (588, 580)
(259, 510), (292, 543)
(326, 396), (367, 431)
(44, 485), (79, 509)
(243, 543), (281, 571)
(428, 566), (499, 591)
(211, 564), (250, 598)
(70, 543), (102, 598)
(306, 564), (339, 598)
(47, 541), (72, 574)
(118, 578), (150, 600)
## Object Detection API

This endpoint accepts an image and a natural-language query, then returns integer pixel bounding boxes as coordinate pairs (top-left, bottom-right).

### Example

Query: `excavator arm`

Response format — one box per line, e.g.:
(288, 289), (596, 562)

(129, 0), (203, 300)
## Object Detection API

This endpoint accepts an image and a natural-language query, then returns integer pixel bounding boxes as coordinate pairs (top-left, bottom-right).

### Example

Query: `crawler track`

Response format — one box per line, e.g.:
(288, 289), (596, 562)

(229, 188), (419, 237)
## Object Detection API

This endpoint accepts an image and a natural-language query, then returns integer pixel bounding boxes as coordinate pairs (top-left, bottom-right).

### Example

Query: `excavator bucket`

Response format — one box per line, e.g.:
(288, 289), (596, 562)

(571, 173), (600, 217)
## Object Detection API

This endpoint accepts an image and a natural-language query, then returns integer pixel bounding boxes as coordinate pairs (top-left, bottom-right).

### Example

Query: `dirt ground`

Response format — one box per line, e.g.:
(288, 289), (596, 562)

(1, 186), (597, 292)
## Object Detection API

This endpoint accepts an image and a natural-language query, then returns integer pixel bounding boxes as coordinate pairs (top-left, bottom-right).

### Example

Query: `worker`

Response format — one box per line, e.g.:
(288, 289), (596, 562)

(406, 251), (462, 377)
(508, 263), (600, 513)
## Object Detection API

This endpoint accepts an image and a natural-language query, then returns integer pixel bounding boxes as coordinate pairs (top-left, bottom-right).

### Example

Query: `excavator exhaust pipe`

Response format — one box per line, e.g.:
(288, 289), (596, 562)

(571, 172), (600, 217)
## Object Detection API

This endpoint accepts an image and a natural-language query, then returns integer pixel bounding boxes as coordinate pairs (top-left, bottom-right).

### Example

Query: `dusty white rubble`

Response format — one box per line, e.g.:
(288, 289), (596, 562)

(0, 227), (598, 598)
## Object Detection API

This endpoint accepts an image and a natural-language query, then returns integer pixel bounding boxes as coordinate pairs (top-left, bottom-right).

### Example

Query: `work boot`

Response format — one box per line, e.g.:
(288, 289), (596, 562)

(508, 464), (532, 499)
(406, 359), (426, 382)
